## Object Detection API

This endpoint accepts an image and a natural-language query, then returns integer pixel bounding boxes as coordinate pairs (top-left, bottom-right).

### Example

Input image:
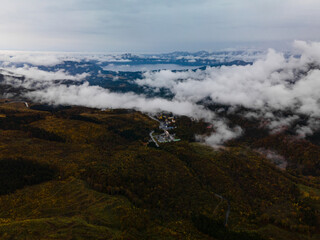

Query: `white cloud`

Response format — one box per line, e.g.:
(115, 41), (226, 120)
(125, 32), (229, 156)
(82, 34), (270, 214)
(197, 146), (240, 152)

(2, 40), (320, 146)
(26, 83), (205, 115)
(0, 51), (63, 66)
(137, 42), (320, 119)
(135, 41), (320, 136)
(2, 65), (89, 82)
(200, 122), (242, 146)
(0, 50), (134, 67)
(269, 115), (299, 133)
(23, 82), (238, 146)
(296, 117), (320, 137)
(1, 65), (89, 90)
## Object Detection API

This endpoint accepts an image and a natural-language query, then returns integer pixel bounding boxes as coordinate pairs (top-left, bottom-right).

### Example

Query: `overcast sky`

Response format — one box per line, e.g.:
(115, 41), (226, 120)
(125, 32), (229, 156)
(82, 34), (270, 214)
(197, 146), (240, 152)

(1, 0), (320, 52)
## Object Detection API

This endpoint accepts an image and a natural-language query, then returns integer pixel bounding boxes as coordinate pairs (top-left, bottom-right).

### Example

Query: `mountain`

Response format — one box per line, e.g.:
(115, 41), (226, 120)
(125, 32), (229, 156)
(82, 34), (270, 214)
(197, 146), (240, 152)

(0, 50), (319, 239)
(0, 100), (319, 240)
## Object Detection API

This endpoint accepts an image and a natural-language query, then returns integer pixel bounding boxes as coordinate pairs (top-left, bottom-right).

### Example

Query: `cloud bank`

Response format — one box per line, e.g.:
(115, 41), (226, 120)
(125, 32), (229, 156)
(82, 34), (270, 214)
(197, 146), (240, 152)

(24, 83), (240, 146)
(1, 41), (320, 146)
(136, 41), (320, 136)
(0, 51), (134, 67)
(137, 41), (320, 118)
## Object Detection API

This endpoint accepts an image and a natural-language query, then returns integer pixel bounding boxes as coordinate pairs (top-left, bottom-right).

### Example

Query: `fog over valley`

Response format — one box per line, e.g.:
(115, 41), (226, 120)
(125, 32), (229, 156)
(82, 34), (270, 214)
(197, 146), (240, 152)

(0, 40), (319, 146)
(2, 1), (320, 239)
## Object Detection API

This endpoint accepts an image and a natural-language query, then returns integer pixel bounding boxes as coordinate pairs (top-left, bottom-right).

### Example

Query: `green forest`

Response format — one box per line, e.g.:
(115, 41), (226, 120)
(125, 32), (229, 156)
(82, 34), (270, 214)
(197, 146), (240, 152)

(0, 101), (319, 239)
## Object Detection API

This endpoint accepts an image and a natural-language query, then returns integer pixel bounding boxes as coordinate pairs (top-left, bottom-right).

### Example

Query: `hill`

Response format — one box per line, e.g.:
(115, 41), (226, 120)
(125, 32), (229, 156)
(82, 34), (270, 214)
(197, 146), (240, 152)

(0, 101), (319, 239)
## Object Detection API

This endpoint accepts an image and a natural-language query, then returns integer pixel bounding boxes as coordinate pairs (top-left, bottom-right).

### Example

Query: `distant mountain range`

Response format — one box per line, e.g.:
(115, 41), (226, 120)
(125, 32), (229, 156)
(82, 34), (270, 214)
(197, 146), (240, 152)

(97, 50), (258, 67)
(0, 51), (260, 99)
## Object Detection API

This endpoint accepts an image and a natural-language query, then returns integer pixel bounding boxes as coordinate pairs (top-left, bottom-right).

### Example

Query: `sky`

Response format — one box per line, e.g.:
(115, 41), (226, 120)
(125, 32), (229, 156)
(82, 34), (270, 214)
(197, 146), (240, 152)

(1, 0), (320, 52)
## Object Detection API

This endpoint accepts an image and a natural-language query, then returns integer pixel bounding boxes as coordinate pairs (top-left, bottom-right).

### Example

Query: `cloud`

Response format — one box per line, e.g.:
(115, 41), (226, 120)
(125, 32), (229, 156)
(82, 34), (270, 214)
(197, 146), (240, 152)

(2, 0), (320, 51)
(26, 83), (204, 115)
(2, 40), (320, 146)
(137, 42), (320, 117)
(269, 115), (300, 133)
(0, 51), (134, 67)
(23, 82), (240, 146)
(0, 51), (63, 66)
(295, 117), (320, 138)
(1, 65), (89, 91)
(198, 122), (242, 146)
(2, 65), (89, 81)
(136, 41), (320, 135)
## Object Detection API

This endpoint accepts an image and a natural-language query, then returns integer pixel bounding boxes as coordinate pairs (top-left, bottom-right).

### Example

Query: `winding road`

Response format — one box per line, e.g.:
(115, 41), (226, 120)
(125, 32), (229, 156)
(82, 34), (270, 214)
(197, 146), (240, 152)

(214, 193), (231, 226)
(147, 114), (231, 225)
(149, 130), (159, 147)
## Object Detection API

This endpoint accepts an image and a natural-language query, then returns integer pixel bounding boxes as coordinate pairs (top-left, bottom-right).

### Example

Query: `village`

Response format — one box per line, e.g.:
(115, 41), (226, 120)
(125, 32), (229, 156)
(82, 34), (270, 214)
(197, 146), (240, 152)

(148, 112), (181, 147)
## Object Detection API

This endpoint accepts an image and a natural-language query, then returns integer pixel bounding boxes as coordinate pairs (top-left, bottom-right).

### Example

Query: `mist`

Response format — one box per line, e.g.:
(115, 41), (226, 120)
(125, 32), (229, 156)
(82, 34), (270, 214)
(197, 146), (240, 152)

(1, 40), (320, 146)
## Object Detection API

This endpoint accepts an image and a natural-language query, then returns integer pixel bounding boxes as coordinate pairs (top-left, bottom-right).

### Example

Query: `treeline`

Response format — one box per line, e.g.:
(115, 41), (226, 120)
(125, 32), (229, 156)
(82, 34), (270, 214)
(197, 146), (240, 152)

(24, 126), (66, 142)
(0, 115), (65, 142)
(106, 117), (153, 142)
(0, 158), (56, 195)
(30, 104), (71, 113)
(252, 134), (320, 176)
(55, 110), (152, 143)
(84, 176), (144, 207)
(225, 112), (320, 176)
(307, 130), (320, 146)
(81, 147), (220, 219)
(0, 114), (44, 130)
(69, 114), (102, 124)
(175, 116), (209, 141)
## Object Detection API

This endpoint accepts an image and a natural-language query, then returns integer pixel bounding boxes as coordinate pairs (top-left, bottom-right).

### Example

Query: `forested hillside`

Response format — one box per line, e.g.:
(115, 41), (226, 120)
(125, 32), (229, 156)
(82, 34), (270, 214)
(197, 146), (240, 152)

(0, 101), (319, 239)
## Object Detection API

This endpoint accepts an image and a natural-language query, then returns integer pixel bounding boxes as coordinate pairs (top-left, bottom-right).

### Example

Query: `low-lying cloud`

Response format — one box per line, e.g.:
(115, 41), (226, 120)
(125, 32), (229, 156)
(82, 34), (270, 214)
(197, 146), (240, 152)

(0, 51), (63, 66)
(1, 65), (89, 91)
(136, 41), (320, 138)
(24, 83), (241, 146)
(3, 65), (89, 82)
(1, 40), (320, 146)
(0, 51), (133, 67)
(137, 41), (320, 117)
